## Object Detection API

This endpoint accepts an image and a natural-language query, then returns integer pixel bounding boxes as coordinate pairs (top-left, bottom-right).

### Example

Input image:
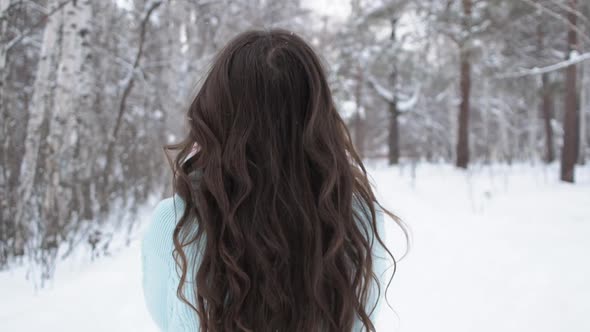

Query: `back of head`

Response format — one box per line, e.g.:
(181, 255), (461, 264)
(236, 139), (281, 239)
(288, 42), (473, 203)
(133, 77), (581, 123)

(168, 29), (397, 332)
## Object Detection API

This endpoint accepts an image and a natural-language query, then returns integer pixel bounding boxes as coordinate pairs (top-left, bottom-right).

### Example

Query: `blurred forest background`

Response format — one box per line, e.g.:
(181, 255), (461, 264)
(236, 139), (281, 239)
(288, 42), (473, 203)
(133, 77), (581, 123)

(1, 0), (589, 282)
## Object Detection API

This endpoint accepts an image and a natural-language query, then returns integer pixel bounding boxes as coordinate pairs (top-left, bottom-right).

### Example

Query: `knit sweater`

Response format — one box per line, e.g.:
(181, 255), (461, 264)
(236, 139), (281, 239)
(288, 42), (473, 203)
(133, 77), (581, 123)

(141, 195), (390, 331)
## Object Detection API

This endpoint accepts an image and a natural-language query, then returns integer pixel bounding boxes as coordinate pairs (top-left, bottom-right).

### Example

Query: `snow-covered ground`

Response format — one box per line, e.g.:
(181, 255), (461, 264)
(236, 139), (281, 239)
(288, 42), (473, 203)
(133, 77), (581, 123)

(2, 163), (589, 332)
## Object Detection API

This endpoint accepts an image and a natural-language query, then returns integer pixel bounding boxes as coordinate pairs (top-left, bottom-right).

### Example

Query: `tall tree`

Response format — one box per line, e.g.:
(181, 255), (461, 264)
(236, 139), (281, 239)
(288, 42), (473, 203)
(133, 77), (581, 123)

(456, 0), (472, 168)
(561, 0), (579, 182)
(100, 0), (162, 210)
(354, 0), (411, 164)
(537, 21), (556, 163)
(387, 17), (400, 165)
(583, 1), (590, 165)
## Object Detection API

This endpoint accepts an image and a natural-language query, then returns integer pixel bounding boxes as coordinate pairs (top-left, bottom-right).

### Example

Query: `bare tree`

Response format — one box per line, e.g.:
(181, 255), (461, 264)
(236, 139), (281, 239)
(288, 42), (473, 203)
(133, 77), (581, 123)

(100, 0), (163, 210)
(561, 0), (579, 182)
(538, 22), (556, 163)
(456, 0), (472, 169)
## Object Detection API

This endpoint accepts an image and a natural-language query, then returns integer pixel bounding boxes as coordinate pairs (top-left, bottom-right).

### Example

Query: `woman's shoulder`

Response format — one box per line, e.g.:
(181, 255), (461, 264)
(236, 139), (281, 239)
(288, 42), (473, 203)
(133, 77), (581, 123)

(141, 195), (187, 260)
(153, 195), (187, 220)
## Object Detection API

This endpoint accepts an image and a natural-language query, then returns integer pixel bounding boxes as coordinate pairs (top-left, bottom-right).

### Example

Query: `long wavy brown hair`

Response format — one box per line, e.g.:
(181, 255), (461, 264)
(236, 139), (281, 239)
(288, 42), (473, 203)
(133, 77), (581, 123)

(166, 29), (406, 332)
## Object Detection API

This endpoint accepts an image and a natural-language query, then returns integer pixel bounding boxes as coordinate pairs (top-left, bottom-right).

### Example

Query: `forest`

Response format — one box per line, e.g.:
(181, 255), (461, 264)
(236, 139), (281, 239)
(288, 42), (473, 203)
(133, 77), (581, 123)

(1, 0), (589, 283)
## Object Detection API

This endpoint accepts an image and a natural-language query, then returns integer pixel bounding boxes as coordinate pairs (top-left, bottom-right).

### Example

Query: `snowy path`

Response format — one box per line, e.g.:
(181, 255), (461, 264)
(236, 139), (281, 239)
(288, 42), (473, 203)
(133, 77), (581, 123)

(0, 235), (158, 331)
(372, 164), (590, 331)
(1, 164), (589, 332)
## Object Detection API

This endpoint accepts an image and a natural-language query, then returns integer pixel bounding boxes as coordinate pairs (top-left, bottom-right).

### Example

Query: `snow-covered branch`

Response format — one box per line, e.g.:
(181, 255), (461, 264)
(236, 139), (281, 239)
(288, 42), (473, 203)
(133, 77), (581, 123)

(367, 74), (394, 103)
(547, 0), (590, 26)
(367, 74), (419, 112)
(398, 85), (420, 112)
(496, 51), (590, 79)
(353, 0), (410, 27)
(5, 0), (74, 52)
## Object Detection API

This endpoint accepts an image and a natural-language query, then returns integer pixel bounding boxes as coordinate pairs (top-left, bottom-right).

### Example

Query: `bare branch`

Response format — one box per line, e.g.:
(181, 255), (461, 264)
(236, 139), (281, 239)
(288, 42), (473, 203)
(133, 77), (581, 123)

(517, 0), (590, 45)
(367, 74), (394, 103)
(4, 0), (74, 52)
(547, 0), (590, 26)
(100, 0), (163, 201)
(496, 51), (590, 78)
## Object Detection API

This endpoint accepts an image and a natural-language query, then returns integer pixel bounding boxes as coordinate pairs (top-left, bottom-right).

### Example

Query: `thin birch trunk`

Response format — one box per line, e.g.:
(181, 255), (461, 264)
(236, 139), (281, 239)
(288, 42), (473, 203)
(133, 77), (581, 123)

(16, 0), (93, 255)
(15, 0), (64, 251)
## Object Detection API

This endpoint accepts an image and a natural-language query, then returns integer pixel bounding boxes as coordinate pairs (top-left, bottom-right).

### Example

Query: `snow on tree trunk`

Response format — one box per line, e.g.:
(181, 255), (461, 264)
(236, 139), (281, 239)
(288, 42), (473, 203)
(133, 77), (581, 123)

(561, 0), (579, 183)
(0, 0), (9, 97)
(47, 0), (93, 226)
(15, 0), (62, 253)
(0, 0), (8, 71)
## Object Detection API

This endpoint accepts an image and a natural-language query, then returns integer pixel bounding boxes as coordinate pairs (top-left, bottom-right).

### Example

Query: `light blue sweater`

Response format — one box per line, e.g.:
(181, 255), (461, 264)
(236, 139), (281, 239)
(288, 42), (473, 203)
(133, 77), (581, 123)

(141, 196), (390, 331)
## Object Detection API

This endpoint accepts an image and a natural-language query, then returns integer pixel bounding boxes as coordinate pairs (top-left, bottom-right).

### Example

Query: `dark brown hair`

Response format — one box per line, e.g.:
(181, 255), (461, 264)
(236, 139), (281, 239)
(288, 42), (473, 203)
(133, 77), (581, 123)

(166, 29), (405, 332)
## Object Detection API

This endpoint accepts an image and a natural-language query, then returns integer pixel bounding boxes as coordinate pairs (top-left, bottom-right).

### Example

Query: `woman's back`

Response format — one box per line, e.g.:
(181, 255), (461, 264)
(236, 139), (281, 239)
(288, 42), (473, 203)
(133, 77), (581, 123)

(141, 29), (401, 332)
(141, 195), (391, 331)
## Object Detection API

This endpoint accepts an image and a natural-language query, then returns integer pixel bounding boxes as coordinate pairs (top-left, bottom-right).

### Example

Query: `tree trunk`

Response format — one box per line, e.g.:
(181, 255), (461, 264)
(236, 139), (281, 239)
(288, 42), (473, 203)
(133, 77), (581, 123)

(15, 0), (63, 249)
(100, 1), (162, 210)
(578, 60), (588, 165)
(537, 17), (555, 163)
(560, 0), (578, 182)
(47, 0), (93, 223)
(388, 17), (400, 165)
(541, 73), (555, 163)
(353, 67), (365, 158)
(0, 0), (12, 264)
(388, 100), (399, 165)
(16, 0), (93, 254)
(456, 0), (472, 169)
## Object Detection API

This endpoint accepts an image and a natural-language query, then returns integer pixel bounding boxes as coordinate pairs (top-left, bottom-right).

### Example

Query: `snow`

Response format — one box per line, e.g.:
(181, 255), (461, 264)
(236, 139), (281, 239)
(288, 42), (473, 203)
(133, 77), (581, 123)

(366, 74), (420, 112)
(301, 0), (351, 21)
(397, 85), (420, 112)
(371, 162), (590, 332)
(497, 51), (590, 79)
(0, 245), (157, 331)
(1, 163), (590, 332)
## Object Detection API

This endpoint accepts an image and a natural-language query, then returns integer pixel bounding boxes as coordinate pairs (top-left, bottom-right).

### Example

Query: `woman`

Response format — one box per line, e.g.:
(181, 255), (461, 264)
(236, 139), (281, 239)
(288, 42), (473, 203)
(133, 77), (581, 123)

(141, 29), (405, 332)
